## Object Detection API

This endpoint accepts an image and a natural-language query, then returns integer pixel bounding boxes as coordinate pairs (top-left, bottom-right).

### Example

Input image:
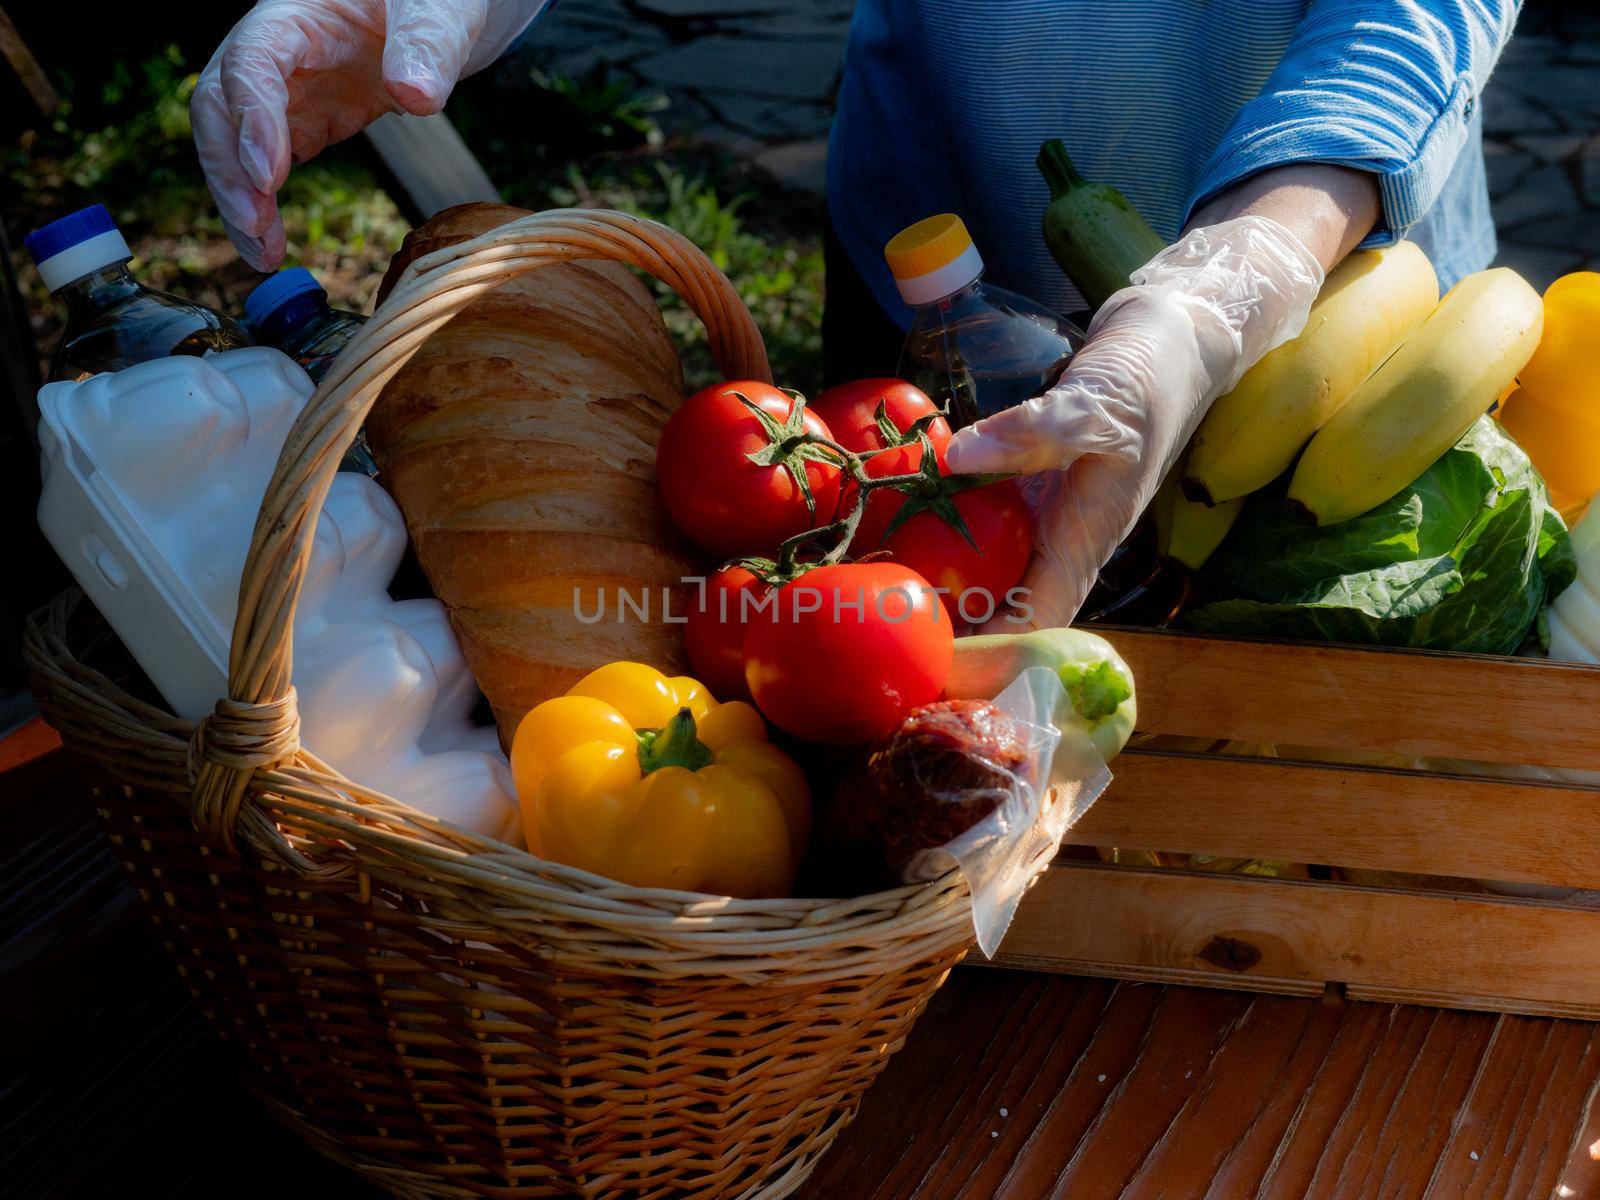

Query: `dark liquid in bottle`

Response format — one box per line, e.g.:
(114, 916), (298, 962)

(49, 267), (250, 384)
(896, 280), (1082, 431)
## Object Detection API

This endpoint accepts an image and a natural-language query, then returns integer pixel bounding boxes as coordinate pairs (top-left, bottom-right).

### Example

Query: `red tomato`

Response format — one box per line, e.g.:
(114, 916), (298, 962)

(814, 379), (952, 535)
(657, 381), (844, 557)
(743, 562), (954, 745)
(856, 479), (1034, 625)
(811, 378), (952, 479)
(683, 565), (770, 701)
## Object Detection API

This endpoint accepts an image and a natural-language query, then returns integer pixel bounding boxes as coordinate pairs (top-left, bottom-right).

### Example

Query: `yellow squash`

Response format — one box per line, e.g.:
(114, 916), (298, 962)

(510, 662), (810, 897)
(1185, 242), (1438, 505)
(1289, 267), (1544, 527)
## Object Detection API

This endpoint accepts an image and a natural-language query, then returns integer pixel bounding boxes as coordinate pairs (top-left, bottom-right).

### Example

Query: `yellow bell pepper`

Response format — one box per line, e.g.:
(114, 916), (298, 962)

(509, 662), (810, 897)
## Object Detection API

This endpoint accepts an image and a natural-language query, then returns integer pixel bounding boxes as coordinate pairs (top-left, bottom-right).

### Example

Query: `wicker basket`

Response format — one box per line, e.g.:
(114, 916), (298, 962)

(23, 210), (990, 1200)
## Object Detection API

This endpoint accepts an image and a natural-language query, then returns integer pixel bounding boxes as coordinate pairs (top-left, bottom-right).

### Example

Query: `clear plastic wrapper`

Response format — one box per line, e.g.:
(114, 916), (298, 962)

(889, 666), (1112, 956)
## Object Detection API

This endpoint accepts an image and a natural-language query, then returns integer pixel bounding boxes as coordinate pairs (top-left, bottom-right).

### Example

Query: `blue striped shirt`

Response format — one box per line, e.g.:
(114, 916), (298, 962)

(828, 0), (1518, 323)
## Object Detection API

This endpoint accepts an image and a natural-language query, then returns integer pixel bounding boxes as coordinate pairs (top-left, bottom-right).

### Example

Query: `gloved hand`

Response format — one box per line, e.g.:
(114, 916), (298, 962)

(945, 216), (1324, 629)
(192, 0), (546, 269)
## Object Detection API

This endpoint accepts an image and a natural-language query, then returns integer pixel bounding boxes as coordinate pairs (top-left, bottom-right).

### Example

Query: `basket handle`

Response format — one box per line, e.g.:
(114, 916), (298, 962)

(188, 209), (772, 866)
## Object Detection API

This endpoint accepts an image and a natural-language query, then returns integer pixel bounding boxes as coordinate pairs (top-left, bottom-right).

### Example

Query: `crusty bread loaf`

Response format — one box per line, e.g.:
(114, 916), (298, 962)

(368, 203), (694, 744)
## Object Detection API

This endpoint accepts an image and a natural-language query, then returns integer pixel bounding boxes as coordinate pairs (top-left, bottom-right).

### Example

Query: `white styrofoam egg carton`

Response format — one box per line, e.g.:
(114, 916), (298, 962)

(36, 348), (519, 844)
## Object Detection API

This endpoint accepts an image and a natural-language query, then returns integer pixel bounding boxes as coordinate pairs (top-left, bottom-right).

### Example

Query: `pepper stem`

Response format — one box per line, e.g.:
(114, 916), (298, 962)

(636, 708), (714, 774)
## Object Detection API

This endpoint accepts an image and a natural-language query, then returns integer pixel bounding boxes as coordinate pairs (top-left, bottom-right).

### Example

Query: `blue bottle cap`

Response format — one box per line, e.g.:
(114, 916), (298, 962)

(245, 267), (326, 327)
(24, 205), (133, 291)
(24, 204), (118, 263)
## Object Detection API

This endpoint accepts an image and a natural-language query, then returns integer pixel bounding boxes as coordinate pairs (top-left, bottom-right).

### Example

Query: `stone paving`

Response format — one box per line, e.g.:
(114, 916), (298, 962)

(1482, 10), (1600, 286)
(524, 1), (1599, 288)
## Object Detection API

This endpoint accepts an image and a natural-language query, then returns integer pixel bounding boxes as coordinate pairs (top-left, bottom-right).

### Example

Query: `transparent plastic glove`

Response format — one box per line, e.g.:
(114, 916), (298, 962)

(945, 216), (1324, 629)
(192, 0), (547, 269)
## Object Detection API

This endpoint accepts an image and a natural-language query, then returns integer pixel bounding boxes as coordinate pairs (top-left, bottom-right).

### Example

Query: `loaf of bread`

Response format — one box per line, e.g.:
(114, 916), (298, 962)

(367, 203), (695, 745)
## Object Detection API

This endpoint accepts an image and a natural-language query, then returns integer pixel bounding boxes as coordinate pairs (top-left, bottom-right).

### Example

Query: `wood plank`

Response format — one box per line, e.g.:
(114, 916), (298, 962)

(1069, 749), (1600, 888)
(1098, 626), (1600, 772)
(0, 715), (59, 772)
(1552, 1064), (1600, 1200)
(1262, 1006), (1496, 1199)
(863, 976), (1119, 1200)
(1237, 1001), (1395, 1198)
(1423, 1014), (1600, 1198)
(800, 969), (1600, 1200)
(1119, 994), (1345, 1199)
(1029, 987), (1252, 1198)
(995, 863), (1600, 1017)
(1342, 984), (1600, 1022)
(1196, 994), (1360, 1200)
(794, 971), (1121, 1200)
(989, 983), (1173, 1200)
(981, 952), (1325, 1000)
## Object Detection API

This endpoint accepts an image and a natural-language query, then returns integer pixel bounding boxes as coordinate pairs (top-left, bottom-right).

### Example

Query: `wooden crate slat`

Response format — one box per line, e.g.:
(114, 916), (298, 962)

(1100, 626), (1600, 772)
(1340, 985), (1600, 1022)
(996, 862), (1600, 1018)
(973, 953), (1326, 999)
(1067, 749), (1600, 888)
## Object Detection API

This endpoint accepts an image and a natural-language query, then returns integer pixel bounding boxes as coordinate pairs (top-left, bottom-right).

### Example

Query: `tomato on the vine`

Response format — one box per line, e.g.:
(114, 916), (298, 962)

(657, 381), (844, 557)
(813, 379), (952, 529)
(683, 565), (770, 702)
(812, 379), (951, 478)
(856, 477), (1034, 626)
(742, 562), (953, 745)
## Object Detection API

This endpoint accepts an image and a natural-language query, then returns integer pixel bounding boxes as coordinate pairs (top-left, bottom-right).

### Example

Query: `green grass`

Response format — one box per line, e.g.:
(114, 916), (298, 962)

(3, 46), (408, 334)
(548, 159), (823, 394)
(450, 64), (825, 393)
(6, 48), (826, 394)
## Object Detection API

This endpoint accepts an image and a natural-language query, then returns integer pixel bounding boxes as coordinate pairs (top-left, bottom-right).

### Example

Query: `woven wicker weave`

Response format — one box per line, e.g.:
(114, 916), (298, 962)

(24, 210), (990, 1199)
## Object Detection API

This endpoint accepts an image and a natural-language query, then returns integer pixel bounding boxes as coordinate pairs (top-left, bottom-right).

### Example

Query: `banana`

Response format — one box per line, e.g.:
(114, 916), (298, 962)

(1168, 488), (1244, 571)
(1184, 242), (1438, 506)
(1155, 459), (1244, 570)
(1289, 267), (1544, 527)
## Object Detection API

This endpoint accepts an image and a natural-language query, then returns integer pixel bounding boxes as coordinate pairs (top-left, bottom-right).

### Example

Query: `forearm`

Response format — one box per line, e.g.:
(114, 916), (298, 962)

(1186, 163), (1380, 274)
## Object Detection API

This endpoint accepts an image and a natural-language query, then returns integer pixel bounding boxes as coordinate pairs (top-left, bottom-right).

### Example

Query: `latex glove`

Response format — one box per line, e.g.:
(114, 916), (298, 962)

(192, 0), (547, 269)
(945, 216), (1324, 630)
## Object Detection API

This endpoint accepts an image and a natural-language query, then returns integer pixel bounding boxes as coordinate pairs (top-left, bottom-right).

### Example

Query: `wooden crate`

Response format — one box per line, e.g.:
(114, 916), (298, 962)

(994, 627), (1600, 1019)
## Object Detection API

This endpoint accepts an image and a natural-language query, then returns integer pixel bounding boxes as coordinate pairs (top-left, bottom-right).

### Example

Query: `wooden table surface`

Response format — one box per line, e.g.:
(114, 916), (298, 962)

(799, 971), (1600, 1200)
(6, 716), (1599, 1199)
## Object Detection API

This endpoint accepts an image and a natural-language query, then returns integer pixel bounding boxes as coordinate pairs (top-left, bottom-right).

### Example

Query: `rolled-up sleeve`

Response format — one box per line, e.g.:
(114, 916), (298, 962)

(1186, 0), (1519, 246)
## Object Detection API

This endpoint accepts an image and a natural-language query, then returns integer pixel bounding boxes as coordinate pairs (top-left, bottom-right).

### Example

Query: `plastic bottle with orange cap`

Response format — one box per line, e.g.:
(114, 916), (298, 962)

(883, 213), (1185, 625)
(885, 213), (1085, 430)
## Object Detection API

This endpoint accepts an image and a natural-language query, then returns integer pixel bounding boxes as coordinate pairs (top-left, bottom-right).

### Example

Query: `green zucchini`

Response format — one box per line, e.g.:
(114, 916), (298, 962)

(1038, 139), (1167, 309)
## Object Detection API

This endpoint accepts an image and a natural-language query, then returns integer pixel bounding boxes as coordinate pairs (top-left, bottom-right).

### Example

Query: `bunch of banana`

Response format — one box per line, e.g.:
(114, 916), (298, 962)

(1184, 241), (1439, 508)
(1289, 268), (1544, 525)
(1166, 241), (1545, 557)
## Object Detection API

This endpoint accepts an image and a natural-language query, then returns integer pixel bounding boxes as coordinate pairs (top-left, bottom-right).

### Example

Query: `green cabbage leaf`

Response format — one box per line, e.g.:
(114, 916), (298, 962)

(1184, 417), (1575, 654)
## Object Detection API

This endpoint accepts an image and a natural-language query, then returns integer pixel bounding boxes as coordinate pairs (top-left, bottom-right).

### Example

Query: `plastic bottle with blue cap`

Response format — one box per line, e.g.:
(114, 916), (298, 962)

(245, 267), (377, 475)
(24, 204), (250, 387)
(885, 213), (1084, 430)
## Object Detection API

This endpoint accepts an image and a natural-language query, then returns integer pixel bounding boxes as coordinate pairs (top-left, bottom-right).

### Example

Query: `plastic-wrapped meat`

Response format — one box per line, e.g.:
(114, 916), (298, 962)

(851, 698), (1033, 872)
